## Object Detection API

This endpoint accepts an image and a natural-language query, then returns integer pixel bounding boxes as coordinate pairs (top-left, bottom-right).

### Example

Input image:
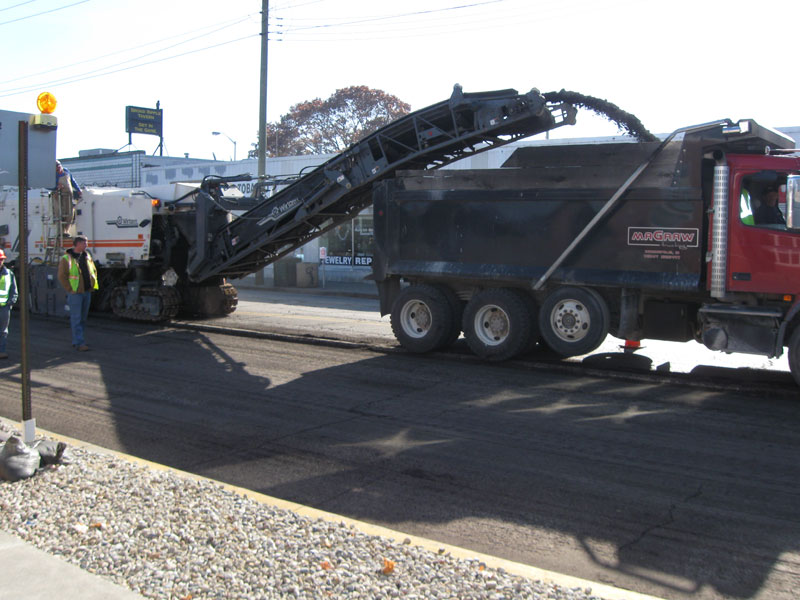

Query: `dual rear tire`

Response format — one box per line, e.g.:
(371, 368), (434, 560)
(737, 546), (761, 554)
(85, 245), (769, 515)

(391, 284), (610, 361)
(390, 284), (462, 353)
(463, 288), (535, 361)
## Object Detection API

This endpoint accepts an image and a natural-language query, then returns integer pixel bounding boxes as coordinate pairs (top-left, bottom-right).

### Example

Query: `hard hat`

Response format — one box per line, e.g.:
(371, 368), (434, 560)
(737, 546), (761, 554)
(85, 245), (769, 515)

(0, 249), (6, 259)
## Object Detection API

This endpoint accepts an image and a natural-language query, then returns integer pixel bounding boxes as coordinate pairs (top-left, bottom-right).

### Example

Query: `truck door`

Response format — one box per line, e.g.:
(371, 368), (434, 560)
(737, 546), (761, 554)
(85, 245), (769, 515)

(726, 159), (800, 296)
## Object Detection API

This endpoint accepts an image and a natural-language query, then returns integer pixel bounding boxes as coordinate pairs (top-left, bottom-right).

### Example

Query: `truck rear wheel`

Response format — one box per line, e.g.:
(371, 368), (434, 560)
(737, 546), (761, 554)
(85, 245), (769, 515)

(390, 284), (454, 353)
(538, 286), (610, 357)
(463, 288), (533, 361)
(788, 328), (800, 387)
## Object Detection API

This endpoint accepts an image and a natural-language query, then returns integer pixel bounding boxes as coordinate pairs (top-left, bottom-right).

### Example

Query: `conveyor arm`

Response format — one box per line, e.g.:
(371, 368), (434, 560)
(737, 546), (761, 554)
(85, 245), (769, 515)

(186, 85), (576, 282)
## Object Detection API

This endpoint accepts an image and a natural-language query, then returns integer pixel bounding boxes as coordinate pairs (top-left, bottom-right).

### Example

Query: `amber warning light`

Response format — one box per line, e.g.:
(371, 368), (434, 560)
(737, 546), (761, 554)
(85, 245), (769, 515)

(36, 91), (57, 114)
(30, 91), (58, 129)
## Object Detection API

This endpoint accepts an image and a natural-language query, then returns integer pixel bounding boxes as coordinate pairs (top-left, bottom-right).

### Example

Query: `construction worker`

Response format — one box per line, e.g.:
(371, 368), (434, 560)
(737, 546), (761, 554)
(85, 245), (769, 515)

(57, 235), (98, 352)
(55, 160), (81, 235)
(0, 249), (18, 360)
(754, 185), (786, 225)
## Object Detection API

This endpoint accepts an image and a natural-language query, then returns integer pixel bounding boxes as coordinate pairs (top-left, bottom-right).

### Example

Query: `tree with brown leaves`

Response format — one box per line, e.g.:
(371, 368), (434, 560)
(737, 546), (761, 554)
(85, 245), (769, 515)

(251, 86), (410, 157)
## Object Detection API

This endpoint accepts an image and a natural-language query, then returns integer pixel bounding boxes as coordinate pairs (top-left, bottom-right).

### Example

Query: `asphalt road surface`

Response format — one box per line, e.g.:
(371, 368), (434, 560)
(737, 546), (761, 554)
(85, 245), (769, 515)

(0, 291), (798, 600)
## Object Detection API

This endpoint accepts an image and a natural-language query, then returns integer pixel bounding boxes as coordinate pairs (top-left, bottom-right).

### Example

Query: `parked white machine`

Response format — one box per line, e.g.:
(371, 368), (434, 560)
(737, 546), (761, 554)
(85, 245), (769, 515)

(0, 182), (242, 320)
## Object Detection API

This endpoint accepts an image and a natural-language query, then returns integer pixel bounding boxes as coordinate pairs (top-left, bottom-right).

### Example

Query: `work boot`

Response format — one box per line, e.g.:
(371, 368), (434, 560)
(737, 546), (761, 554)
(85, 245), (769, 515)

(0, 352), (7, 359)
(76, 345), (89, 352)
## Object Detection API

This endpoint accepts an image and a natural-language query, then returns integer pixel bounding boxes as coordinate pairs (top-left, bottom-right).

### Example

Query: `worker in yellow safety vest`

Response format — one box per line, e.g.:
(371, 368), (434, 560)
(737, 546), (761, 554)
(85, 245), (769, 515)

(57, 235), (98, 352)
(0, 248), (18, 359)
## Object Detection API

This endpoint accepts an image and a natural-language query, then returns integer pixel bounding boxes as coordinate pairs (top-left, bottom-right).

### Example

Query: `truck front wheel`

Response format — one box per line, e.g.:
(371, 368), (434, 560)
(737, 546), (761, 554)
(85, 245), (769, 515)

(788, 327), (800, 387)
(538, 286), (610, 357)
(463, 288), (534, 361)
(391, 284), (454, 353)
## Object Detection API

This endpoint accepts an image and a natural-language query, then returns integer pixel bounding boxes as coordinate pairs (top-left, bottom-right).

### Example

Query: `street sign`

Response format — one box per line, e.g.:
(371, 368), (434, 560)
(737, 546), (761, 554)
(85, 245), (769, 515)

(125, 105), (163, 136)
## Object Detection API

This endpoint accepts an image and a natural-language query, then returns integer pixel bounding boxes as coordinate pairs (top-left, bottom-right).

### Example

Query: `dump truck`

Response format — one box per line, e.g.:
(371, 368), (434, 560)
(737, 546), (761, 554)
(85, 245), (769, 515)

(369, 119), (800, 384)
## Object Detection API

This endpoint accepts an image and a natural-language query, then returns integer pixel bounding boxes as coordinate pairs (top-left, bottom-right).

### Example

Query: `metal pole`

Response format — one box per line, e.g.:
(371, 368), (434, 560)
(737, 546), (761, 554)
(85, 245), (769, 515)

(257, 0), (268, 178)
(157, 100), (163, 156)
(17, 121), (34, 442)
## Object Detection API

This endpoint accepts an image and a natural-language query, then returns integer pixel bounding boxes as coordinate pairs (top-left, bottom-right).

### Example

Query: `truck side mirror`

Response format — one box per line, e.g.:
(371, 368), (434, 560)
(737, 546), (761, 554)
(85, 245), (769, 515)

(787, 175), (800, 230)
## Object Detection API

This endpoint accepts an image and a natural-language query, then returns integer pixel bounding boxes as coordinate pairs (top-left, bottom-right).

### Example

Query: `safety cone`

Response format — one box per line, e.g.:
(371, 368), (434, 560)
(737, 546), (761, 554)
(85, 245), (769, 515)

(622, 339), (642, 353)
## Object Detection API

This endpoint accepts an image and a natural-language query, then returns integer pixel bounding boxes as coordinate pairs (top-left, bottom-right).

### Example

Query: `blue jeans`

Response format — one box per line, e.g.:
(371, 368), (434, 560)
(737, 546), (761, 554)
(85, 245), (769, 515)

(0, 304), (10, 352)
(67, 291), (92, 347)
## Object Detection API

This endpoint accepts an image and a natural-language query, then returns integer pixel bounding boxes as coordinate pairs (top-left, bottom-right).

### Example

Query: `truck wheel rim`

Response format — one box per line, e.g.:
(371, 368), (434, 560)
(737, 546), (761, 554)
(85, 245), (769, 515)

(473, 304), (510, 346)
(400, 300), (433, 339)
(549, 300), (590, 342)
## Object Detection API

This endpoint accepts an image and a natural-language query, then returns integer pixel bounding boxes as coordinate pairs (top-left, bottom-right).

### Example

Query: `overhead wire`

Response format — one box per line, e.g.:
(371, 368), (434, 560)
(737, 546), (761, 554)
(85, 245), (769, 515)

(277, 0), (635, 42)
(269, 0), (329, 11)
(267, 0), (528, 43)
(0, 0), (38, 13)
(0, 13), (257, 85)
(0, 16), (258, 93)
(0, 0), (574, 97)
(283, 7), (540, 42)
(0, 33), (259, 98)
(281, 0), (505, 32)
(276, 0), (541, 40)
(0, 0), (89, 26)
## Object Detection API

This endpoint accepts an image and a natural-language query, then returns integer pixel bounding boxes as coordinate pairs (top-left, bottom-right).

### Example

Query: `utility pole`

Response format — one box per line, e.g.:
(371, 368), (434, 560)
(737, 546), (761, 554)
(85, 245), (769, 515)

(255, 0), (269, 286)
(257, 0), (269, 178)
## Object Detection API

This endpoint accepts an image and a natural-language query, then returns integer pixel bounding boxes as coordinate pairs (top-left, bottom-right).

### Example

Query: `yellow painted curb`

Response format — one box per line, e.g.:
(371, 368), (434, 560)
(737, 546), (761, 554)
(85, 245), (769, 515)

(3, 418), (665, 600)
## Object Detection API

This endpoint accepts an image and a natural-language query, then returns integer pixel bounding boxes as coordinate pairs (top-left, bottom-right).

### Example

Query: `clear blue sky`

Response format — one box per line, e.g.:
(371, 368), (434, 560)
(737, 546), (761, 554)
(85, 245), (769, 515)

(1, 0), (797, 161)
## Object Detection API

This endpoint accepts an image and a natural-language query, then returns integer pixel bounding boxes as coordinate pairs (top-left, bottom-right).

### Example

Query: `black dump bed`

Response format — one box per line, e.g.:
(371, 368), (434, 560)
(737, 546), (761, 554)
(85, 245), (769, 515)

(372, 138), (713, 292)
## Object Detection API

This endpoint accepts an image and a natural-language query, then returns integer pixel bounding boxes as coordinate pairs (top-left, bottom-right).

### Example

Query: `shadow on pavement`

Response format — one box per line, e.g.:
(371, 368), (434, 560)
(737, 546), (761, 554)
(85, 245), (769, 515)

(1, 315), (798, 600)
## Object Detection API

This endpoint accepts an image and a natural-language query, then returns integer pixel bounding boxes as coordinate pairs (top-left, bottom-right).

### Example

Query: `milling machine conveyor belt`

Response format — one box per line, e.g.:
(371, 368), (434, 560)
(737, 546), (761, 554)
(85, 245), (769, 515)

(187, 85), (577, 282)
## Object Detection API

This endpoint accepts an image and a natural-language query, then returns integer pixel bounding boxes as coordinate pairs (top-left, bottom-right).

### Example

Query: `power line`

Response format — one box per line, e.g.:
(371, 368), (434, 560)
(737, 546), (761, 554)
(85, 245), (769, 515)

(0, 14), (257, 89)
(270, 0), (329, 11)
(0, 0), (89, 26)
(282, 0), (505, 32)
(286, 6), (534, 39)
(0, 33), (259, 98)
(0, 0), (38, 13)
(278, 0), (635, 43)
(0, 0), (594, 99)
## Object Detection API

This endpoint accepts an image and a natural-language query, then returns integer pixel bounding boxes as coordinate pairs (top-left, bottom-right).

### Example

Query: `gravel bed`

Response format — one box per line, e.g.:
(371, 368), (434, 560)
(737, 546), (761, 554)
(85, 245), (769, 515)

(0, 423), (611, 600)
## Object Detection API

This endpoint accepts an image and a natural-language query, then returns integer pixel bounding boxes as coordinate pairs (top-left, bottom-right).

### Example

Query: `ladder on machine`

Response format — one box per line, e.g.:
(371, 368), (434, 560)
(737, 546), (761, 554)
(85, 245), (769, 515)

(43, 189), (71, 265)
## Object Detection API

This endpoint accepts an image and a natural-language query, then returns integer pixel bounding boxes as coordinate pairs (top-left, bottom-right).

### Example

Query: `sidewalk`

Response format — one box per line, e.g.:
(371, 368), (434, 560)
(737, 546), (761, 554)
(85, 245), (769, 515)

(235, 273), (379, 299)
(0, 529), (146, 599)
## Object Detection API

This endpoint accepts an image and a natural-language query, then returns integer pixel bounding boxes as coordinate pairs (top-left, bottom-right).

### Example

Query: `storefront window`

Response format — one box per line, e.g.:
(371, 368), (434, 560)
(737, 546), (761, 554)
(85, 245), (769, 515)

(320, 208), (373, 266)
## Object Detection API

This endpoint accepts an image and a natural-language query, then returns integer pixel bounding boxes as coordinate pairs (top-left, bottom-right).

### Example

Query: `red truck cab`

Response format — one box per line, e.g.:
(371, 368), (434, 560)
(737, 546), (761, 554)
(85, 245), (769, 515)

(725, 154), (800, 296)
